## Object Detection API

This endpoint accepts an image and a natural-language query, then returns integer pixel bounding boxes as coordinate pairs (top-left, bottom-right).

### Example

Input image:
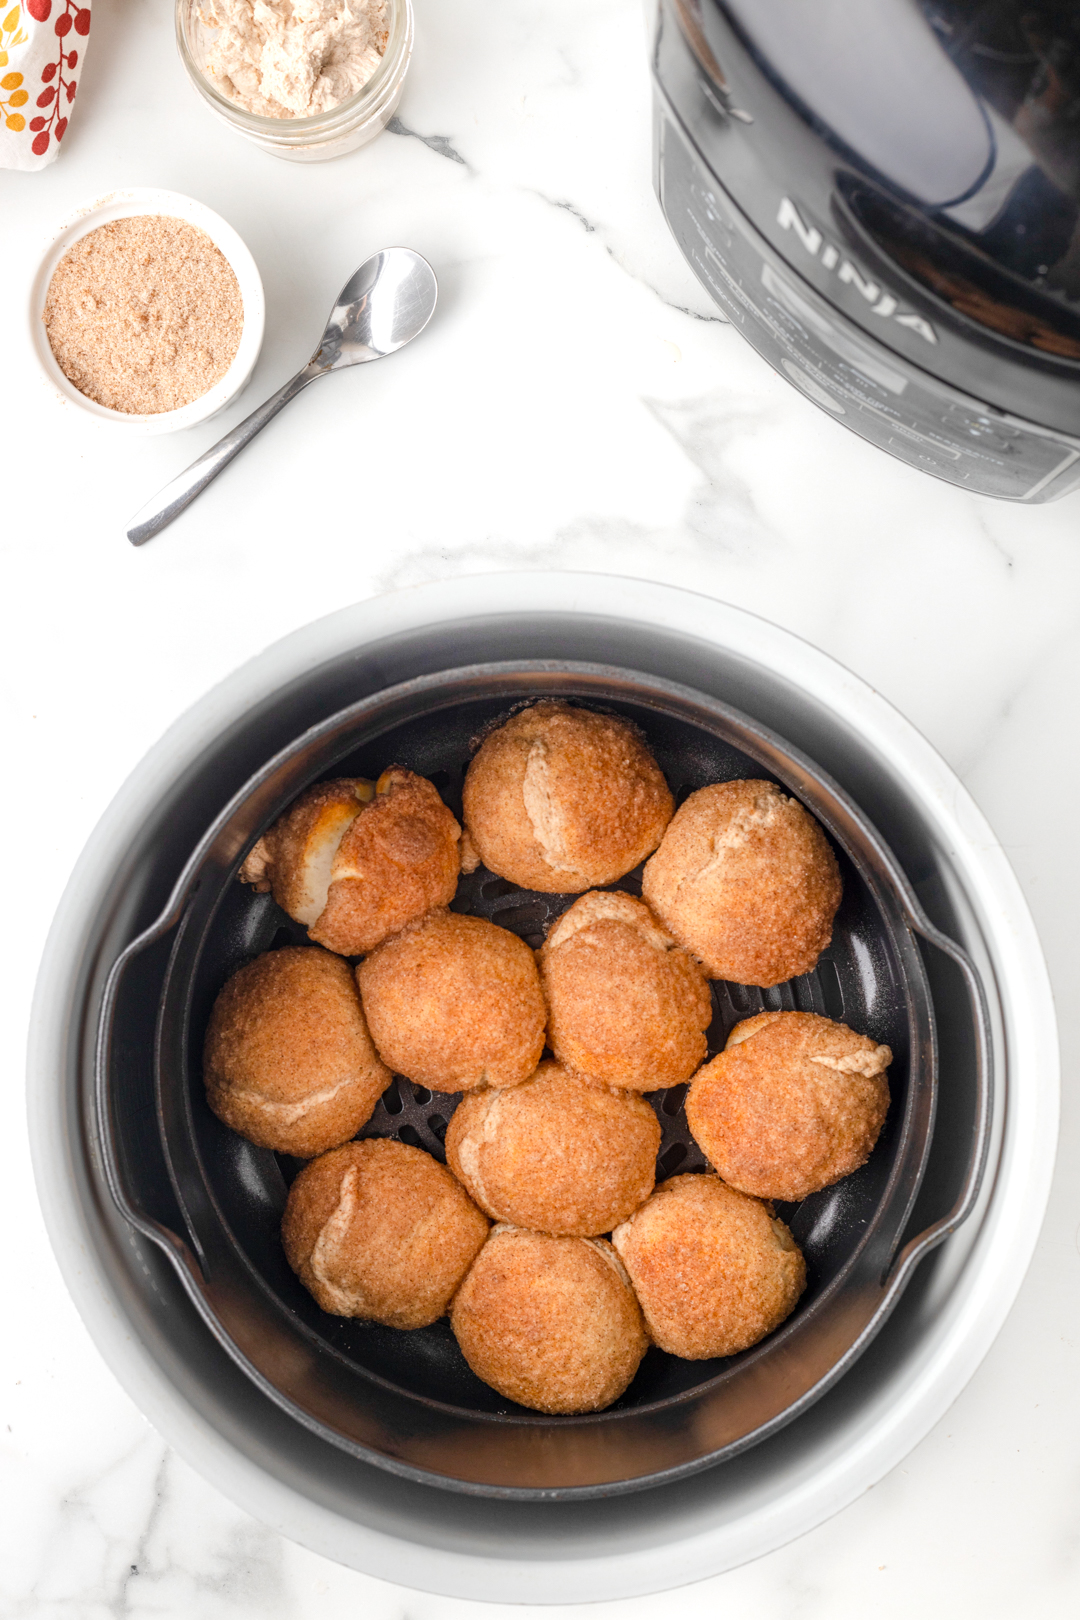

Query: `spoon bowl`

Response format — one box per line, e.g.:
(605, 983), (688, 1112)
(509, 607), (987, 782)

(316, 249), (438, 369)
(127, 248), (438, 546)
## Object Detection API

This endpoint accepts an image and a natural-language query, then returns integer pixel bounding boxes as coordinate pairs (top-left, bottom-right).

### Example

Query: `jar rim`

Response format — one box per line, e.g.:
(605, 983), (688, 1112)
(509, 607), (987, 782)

(176, 0), (412, 134)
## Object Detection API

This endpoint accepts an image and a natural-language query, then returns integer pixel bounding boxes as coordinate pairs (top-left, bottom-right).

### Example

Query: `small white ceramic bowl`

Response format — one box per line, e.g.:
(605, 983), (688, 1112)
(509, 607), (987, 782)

(30, 188), (265, 436)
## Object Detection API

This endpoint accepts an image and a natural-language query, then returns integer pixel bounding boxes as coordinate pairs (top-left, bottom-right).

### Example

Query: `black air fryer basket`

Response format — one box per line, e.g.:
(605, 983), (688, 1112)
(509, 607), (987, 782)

(95, 663), (991, 1497)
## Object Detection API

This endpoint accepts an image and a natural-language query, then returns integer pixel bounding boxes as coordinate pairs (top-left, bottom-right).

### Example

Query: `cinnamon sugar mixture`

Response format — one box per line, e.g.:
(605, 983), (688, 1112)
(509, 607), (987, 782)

(44, 216), (244, 415)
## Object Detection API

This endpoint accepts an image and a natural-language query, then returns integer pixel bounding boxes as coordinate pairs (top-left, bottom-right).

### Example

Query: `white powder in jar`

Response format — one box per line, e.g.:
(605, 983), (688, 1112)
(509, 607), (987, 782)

(200, 0), (390, 119)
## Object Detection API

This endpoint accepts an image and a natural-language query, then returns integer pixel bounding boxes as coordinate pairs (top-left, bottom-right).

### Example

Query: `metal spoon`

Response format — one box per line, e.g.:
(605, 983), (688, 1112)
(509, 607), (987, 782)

(126, 247), (438, 547)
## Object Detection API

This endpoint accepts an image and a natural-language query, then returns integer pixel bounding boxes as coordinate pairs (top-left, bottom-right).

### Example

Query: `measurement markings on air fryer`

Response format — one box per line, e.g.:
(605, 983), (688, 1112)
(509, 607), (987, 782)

(658, 111), (1080, 501)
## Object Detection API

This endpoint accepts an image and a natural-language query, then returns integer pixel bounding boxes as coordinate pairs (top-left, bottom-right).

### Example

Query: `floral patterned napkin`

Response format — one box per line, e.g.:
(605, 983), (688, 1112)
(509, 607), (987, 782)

(1, 0), (90, 170)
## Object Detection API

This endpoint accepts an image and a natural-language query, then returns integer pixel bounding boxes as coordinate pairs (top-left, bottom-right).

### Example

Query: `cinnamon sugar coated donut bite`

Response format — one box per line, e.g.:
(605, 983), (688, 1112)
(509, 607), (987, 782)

(445, 1060), (661, 1235)
(611, 1174), (806, 1359)
(282, 1139), (490, 1329)
(685, 1011), (891, 1201)
(540, 891), (712, 1090)
(356, 911), (546, 1093)
(450, 1227), (649, 1412)
(239, 777), (375, 926)
(641, 779), (841, 987)
(203, 947), (391, 1157)
(462, 702), (674, 892)
(241, 767), (461, 956)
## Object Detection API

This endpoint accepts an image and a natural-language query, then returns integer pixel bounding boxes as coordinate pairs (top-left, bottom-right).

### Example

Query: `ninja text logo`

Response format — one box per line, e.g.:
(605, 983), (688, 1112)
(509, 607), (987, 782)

(777, 197), (937, 345)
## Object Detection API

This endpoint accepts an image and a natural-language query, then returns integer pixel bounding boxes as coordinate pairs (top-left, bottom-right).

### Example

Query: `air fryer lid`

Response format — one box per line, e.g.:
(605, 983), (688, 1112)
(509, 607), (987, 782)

(96, 663), (990, 1497)
(653, 0), (1080, 486)
(707, 0), (1080, 313)
(722, 0), (994, 210)
(683, 0), (1080, 375)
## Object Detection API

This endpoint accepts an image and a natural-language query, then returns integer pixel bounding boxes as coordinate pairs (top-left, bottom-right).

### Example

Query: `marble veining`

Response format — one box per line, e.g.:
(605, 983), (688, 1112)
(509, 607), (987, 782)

(387, 117), (469, 169)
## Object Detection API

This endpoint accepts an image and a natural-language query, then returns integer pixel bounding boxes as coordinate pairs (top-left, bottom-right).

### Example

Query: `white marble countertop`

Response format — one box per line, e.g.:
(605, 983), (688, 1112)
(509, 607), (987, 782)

(4, 0), (1080, 1614)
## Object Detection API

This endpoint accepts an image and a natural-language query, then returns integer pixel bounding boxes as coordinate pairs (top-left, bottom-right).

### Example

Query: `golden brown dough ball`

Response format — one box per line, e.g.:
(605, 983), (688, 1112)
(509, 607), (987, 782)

(539, 891), (712, 1090)
(462, 702), (673, 893)
(450, 1227), (648, 1412)
(203, 947), (391, 1157)
(641, 779), (841, 987)
(241, 768), (461, 957)
(282, 1138), (489, 1328)
(239, 777), (375, 927)
(685, 1011), (891, 1201)
(445, 1060), (660, 1235)
(611, 1174), (805, 1359)
(356, 911), (546, 1094)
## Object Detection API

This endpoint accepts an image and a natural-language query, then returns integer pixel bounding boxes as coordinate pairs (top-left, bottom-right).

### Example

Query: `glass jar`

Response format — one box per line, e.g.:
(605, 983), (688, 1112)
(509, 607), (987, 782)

(176, 0), (413, 162)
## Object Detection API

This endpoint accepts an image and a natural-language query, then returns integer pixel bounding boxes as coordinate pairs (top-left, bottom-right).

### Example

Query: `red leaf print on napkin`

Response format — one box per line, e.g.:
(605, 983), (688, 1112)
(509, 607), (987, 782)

(30, 0), (84, 154)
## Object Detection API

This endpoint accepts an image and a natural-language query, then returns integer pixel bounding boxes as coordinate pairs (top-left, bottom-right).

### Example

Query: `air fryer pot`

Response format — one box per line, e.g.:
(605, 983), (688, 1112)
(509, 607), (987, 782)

(93, 660), (989, 1497)
(653, 0), (1080, 501)
(28, 576), (1058, 1601)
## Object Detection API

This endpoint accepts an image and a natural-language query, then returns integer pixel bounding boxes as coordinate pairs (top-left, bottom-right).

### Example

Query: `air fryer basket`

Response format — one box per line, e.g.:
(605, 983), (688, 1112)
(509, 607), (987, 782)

(96, 662), (991, 1497)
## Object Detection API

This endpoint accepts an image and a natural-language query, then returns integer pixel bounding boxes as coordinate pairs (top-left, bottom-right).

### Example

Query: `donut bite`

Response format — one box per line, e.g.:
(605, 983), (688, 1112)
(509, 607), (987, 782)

(283, 1138), (489, 1328)
(641, 780), (841, 987)
(451, 1227), (648, 1413)
(540, 891), (712, 1090)
(445, 1060), (660, 1236)
(686, 1011), (891, 1201)
(612, 1174), (805, 1359)
(462, 701), (674, 892)
(203, 947), (391, 1157)
(241, 767), (461, 956)
(357, 911), (546, 1093)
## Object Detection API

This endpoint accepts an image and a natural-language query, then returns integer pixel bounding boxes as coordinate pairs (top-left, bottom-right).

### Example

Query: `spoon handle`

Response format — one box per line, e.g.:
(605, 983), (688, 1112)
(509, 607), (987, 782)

(126, 363), (322, 547)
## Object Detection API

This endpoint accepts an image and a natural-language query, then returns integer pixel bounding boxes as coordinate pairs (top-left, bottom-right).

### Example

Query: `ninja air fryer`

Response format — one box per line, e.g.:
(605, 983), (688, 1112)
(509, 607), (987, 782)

(652, 0), (1080, 501)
